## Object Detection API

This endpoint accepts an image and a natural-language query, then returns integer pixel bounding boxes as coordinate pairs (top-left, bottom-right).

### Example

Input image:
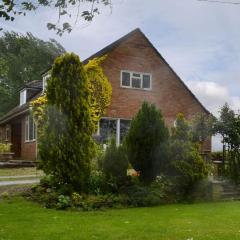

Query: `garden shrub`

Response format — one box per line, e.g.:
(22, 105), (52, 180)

(102, 139), (128, 188)
(1, 191), (9, 199)
(0, 143), (11, 153)
(168, 114), (209, 201)
(71, 192), (83, 206)
(88, 170), (106, 195)
(57, 195), (71, 209)
(125, 101), (169, 184)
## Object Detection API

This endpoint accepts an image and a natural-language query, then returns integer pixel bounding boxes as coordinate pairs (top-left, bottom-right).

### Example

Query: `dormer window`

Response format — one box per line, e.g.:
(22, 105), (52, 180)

(42, 73), (50, 92)
(20, 89), (27, 106)
(121, 71), (152, 90)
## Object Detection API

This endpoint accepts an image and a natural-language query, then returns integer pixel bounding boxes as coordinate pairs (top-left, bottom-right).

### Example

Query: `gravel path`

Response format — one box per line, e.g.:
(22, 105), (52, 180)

(0, 179), (40, 186)
(0, 175), (42, 179)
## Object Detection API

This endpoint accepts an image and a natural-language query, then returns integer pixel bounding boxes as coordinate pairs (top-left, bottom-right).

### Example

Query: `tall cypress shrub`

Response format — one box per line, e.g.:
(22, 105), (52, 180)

(125, 102), (169, 184)
(39, 53), (96, 193)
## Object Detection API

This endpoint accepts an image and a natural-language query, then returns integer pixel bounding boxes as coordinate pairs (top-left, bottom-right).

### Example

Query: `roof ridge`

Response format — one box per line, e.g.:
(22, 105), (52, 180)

(83, 28), (141, 63)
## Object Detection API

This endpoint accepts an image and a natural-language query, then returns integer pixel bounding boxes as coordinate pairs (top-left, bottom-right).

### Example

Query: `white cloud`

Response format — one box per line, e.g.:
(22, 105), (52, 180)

(186, 80), (240, 116)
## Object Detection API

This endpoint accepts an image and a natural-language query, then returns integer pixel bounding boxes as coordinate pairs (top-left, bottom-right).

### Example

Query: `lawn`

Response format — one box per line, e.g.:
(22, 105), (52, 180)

(0, 198), (240, 240)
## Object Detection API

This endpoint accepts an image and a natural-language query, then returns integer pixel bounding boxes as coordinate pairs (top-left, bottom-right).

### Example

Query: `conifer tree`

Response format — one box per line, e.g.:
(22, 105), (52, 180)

(39, 53), (96, 193)
(125, 102), (169, 184)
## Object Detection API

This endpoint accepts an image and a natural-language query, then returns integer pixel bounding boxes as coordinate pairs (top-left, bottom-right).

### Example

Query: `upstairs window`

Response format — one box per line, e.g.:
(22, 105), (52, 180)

(20, 89), (27, 106)
(121, 71), (152, 90)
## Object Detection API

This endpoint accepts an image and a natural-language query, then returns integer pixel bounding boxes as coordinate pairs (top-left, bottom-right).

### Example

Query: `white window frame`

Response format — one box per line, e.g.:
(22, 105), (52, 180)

(5, 126), (10, 142)
(97, 117), (131, 146)
(20, 89), (27, 106)
(25, 115), (36, 142)
(120, 70), (152, 90)
(42, 73), (50, 92)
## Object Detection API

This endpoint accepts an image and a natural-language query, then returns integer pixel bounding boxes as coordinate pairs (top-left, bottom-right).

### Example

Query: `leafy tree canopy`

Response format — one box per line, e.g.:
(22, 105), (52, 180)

(213, 103), (240, 183)
(0, 31), (65, 117)
(0, 0), (111, 35)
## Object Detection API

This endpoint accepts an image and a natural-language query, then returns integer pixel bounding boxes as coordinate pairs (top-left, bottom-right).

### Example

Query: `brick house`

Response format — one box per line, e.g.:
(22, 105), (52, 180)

(0, 28), (211, 161)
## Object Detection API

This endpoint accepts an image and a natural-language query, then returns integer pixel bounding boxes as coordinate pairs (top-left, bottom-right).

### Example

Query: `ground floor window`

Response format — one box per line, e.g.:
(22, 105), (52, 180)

(98, 118), (131, 145)
(5, 126), (11, 141)
(25, 115), (36, 142)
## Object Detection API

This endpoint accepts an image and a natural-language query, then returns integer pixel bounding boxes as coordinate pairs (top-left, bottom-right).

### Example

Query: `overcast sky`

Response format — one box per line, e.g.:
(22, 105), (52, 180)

(2, 0), (240, 150)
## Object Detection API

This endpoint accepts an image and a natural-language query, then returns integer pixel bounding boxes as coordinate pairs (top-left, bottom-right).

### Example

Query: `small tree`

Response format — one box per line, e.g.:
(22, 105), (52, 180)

(214, 103), (240, 183)
(125, 102), (169, 184)
(39, 53), (96, 193)
(102, 139), (128, 187)
(169, 114), (208, 199)
(191, 113), (214, 144)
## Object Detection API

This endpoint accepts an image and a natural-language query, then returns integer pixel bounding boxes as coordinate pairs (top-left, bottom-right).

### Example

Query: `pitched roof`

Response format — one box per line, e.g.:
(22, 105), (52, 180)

(84, 28), (209, 114)
(0, 28), (209, 125)
(0, 88), (42, 125)
(18, 80), (43, 92)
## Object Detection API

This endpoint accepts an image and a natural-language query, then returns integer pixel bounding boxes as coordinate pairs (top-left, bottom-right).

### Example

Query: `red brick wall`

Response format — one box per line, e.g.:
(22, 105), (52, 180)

(101, 30), (211, 151)
(20, 114), (37, 160)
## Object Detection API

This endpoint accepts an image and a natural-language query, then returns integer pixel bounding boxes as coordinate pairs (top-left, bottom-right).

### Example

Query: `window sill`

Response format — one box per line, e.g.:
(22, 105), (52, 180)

(120, 86), (152, 91)
(24, 140), (36, 143)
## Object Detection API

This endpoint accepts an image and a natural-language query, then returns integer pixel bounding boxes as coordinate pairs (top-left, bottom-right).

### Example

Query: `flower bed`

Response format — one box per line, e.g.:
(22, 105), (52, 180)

(0, 143), (14, 162)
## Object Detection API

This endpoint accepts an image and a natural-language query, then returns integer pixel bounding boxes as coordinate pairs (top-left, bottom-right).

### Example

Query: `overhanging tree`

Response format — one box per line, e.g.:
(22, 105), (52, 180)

(39, 53), (97, 193)
(0, 0), (112, 35)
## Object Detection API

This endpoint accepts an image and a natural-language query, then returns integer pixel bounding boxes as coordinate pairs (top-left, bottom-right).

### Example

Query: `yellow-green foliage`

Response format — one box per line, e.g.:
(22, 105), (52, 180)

(84, 55), (112, 131)
(31, 95), (47, 136)
(38, 53), (110, 193)
(31, 55), (112, 134)
(0, 143), (11, 153)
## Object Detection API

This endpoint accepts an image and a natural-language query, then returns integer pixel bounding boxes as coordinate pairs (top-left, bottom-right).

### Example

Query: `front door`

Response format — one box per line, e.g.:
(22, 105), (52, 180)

(11, 122), (22, 159)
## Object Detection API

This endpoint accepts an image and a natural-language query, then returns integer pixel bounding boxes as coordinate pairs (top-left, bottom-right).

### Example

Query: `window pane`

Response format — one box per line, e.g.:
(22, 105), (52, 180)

(143, 75), (150, 89)
(132, 78), (141, 88)
(29, 116), (34, 140)
(25, 117), (29, 141)
(120, 120), (131, 143)
(132, 73), (140, 77)
(122, 72), (130, 87)
(99, 119), (117, 144)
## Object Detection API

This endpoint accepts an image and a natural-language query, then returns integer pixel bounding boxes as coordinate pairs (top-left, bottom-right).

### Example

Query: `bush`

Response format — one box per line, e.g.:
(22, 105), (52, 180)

(71, 192), (83, 206)
(102, 139), (128, 187)
(57, 195), (71, 209)
(168, 114), (209, 201)
(0, 143), (11, 153)
(125, 102), (169, 184)
(1, 191), (9, 199)
(88, 170), (106, 195)
(80, 194), (125, 210)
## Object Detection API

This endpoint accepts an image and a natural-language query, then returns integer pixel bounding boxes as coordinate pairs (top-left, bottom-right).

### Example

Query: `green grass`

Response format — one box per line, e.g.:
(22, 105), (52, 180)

(0, 167), (43, 177)
(1, 198), (240, 240)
